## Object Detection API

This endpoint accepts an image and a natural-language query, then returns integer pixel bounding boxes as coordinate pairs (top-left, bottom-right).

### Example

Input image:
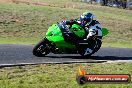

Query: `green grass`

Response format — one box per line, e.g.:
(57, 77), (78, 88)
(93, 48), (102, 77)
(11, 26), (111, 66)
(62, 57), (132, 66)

(0, 63), (132, 88)
(0, 2), (131, 88)
(0, 1), (132, 48)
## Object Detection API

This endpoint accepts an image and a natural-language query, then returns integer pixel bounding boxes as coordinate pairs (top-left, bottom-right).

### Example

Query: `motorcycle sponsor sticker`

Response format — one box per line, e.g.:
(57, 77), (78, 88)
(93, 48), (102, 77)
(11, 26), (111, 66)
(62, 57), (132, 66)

(76, 67), (131, 85)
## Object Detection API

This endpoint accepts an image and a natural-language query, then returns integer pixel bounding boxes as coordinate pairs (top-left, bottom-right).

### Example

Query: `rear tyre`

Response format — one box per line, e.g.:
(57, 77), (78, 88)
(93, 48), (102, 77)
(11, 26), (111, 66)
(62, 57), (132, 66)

(33, 38), (50, 57)
(78, 46), (92, 57)
(78, 43), (99, 57)
(78, 40), (102, 57)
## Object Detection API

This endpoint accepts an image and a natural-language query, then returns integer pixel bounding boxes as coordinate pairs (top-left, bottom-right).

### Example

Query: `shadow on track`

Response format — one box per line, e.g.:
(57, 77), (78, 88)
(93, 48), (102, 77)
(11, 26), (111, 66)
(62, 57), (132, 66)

(46, 55), (132, 60)
(91, 56), (132, 60)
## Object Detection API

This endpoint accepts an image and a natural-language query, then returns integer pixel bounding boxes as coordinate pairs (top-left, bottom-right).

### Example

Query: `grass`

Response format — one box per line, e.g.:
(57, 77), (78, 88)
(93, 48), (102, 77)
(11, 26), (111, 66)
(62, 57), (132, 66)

(0, 1), (132, 48)
(0, 1), (132, 88)
(0, 63), (132, 88)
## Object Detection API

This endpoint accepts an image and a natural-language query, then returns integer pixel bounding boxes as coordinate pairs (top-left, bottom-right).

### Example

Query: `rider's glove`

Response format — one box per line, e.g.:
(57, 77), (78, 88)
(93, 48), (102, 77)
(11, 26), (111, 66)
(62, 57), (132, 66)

(59, 21), (70, 33)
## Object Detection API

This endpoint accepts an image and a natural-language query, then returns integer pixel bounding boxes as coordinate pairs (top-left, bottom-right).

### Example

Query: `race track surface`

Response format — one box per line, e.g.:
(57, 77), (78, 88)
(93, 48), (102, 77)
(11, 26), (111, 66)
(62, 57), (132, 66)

(0, 44), (132, 67)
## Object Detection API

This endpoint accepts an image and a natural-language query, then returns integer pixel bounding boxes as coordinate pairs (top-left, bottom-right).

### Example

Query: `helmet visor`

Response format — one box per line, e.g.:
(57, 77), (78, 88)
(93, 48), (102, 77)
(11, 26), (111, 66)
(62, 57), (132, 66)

(81, 18), (91, 25)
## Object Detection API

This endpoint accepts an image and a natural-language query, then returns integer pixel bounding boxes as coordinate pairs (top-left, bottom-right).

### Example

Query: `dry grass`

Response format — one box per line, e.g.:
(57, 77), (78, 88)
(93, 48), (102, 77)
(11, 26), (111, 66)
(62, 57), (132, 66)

(0, 63), (132, 88)
(0, 0), (132, 47)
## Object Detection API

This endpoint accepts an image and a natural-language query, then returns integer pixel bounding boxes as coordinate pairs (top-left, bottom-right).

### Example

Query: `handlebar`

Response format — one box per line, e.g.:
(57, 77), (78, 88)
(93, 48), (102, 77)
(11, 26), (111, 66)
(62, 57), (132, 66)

(57, 22), (69, 32)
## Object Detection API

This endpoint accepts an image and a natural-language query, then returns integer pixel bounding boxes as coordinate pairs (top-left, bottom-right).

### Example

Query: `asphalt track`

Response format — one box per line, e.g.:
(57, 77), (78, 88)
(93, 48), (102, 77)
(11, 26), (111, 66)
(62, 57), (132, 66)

(0, 44), (132, 67)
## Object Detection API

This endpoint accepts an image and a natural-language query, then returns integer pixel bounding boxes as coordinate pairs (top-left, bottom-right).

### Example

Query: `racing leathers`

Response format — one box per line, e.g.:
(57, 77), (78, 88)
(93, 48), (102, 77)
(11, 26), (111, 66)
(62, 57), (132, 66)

(60, 19), (102, 55)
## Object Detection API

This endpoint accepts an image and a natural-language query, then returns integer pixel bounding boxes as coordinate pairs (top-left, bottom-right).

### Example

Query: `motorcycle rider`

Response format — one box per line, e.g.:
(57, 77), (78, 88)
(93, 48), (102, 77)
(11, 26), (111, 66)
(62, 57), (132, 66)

(60, 12), (102, 56)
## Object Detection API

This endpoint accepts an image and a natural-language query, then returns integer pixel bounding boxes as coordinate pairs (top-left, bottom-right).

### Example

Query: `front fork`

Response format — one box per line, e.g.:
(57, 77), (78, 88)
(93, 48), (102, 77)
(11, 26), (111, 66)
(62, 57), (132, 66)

(45, 38), (58, 53)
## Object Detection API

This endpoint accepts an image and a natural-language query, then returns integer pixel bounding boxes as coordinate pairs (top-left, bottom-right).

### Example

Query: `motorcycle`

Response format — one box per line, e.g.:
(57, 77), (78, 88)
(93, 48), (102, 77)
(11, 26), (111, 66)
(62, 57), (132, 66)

(33, 22), (109, 57)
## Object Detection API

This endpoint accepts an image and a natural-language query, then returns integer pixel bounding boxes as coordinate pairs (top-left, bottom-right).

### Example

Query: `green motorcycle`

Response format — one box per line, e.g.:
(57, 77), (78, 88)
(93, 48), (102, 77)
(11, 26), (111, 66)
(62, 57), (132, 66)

(33, 22), (109, 57)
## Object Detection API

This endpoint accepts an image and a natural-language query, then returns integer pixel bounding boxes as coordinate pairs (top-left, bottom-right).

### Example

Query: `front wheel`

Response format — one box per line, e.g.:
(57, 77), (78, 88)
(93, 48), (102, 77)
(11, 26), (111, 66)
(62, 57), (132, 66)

(33, 38), (50, 57)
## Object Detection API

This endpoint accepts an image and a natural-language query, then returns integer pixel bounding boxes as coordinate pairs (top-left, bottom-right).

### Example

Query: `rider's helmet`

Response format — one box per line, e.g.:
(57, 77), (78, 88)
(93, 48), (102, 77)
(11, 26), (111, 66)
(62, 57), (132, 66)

(80, 12), (94, 27)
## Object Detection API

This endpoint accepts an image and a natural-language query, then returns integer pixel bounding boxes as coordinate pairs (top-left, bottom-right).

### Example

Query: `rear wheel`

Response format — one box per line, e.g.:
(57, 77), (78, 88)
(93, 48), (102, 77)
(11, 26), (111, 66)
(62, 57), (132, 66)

(78, 43), (96, 57)
(78, 40), (102, 57)
(78, 48), (92, 57)
(33, 38), (50, 57)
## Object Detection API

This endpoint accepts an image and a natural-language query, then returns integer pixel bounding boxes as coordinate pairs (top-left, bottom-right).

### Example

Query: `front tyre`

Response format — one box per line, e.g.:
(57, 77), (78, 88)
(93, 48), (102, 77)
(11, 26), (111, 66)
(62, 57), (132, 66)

(33, 38), (50, 57)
